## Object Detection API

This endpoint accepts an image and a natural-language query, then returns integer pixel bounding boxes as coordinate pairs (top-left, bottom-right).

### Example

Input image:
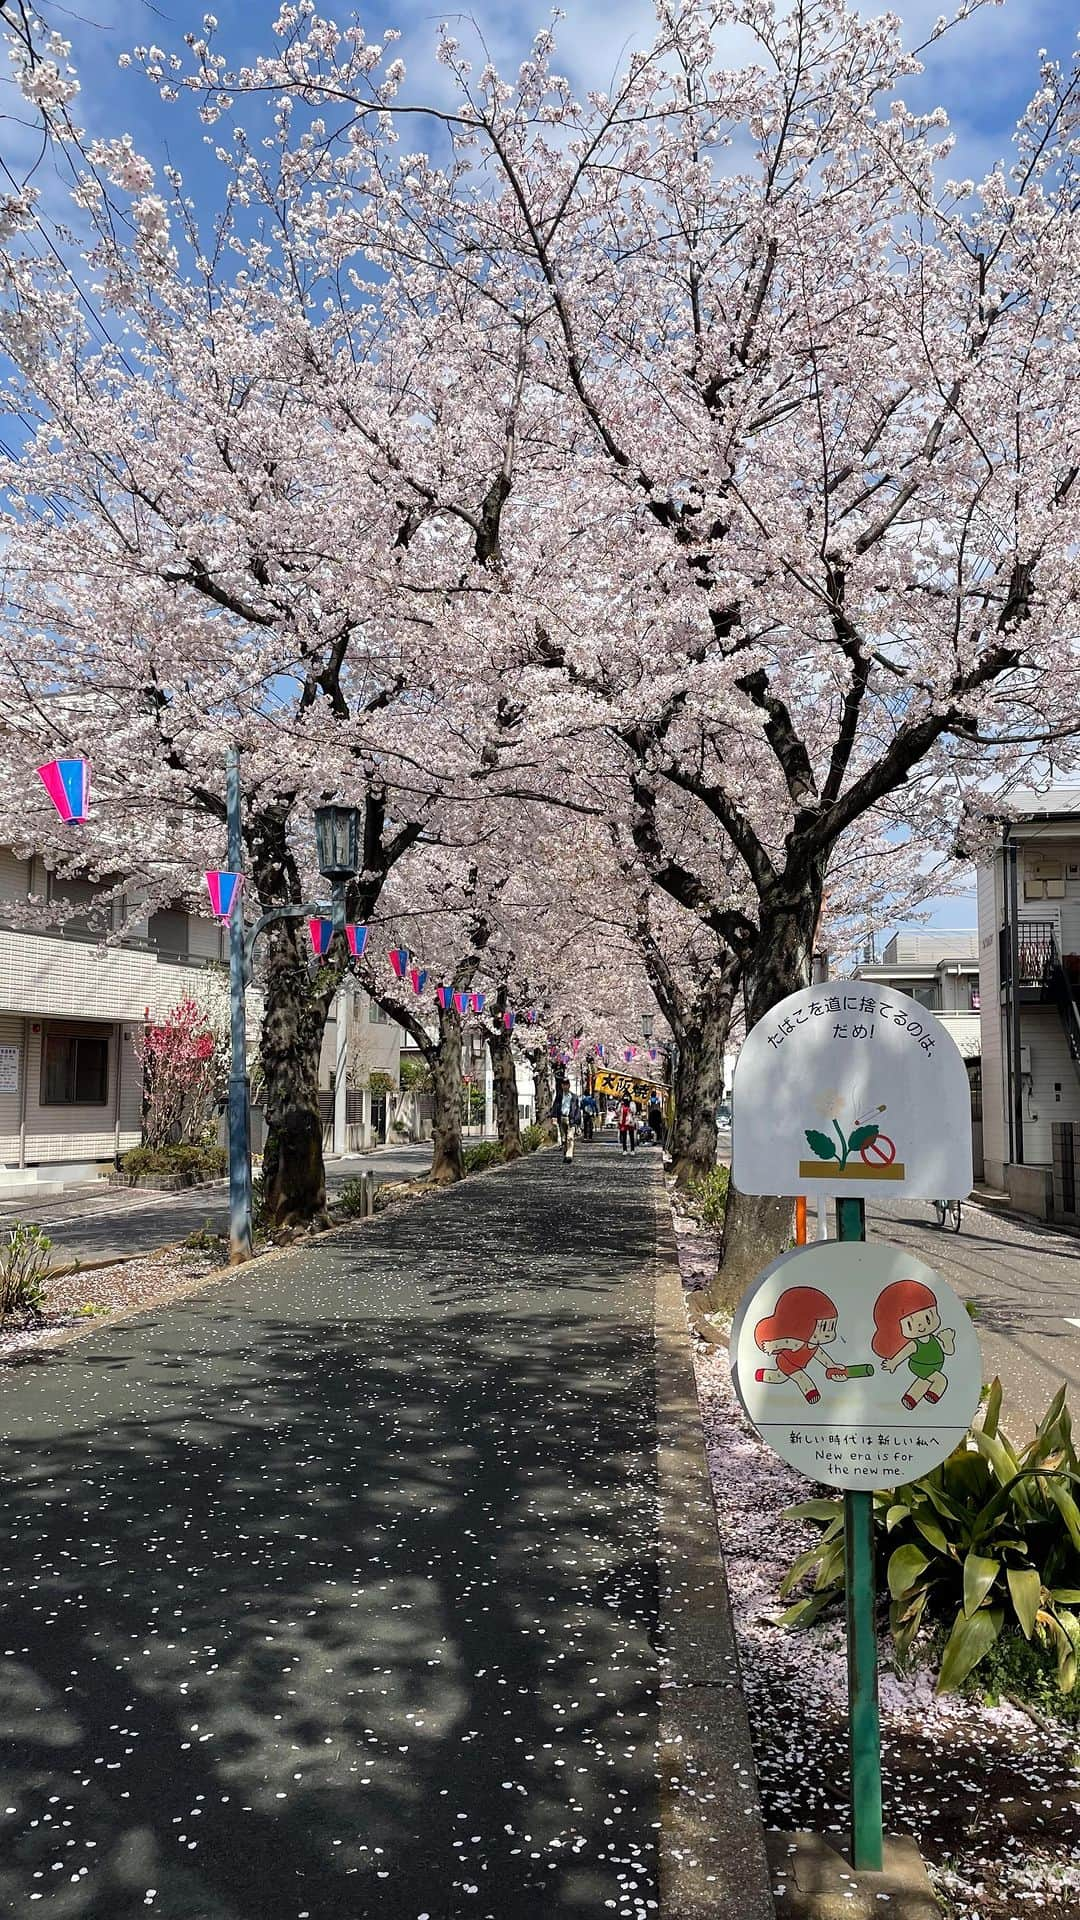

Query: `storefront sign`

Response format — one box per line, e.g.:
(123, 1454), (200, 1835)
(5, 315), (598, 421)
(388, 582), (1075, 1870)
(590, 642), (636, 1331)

(732, 981), (973, 1199)
(0, 1045), (19, 1094)
(730, 1243), (982, 1490)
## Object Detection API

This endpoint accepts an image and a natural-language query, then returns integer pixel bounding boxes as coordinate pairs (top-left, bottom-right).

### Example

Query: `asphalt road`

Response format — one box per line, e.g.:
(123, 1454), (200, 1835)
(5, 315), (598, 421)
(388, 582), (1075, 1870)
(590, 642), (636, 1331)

(0, 1146), (435, 1264)
(0, 1142), (662, 1920)
(866, 1193), (1080, 1433)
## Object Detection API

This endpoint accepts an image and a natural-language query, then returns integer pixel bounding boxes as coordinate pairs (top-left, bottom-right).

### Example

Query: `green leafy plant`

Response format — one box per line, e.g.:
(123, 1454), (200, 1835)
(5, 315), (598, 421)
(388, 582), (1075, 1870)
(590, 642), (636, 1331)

(0, 1223), (52, 1323)
(368, 1070), (397, 1096)
(520, 1123), (544, 1154)
(337, 1177), (374, 1218)
(687, 1164), (730, 1228)
(463, 1141), (505, 1174)
(181, 1222), (229, 1258)
(399, 1058), (432, 1095)
(779, 1380), (1080, 1695)
(120, 1142), (227, 1181)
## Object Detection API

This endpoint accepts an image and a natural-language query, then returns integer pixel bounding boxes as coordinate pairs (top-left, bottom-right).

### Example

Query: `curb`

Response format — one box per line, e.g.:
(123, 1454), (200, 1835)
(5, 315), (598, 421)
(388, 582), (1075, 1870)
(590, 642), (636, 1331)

(652, 1172), (776, 1920)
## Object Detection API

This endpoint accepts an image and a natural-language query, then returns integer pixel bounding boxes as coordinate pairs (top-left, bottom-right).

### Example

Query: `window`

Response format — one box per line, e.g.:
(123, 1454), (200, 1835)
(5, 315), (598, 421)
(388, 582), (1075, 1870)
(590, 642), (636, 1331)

(147, 906), (190, 957)
(47, 872), (111, 933)
(907, 981), (941, 1011)
(40, 1023), (110, 1105)
(369, 1003), (388, 1024)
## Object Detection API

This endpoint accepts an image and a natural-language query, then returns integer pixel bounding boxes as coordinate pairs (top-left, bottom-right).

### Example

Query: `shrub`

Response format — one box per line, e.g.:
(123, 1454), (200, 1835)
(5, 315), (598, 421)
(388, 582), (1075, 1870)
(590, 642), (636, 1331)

(337, 1177), (374, 1218)
(520, 1123), (544, 1154)
(687, 1164), (730, 1229)
(779, 1379), (1080, 1695)
(0, 1223), (51, 1322)
(120, 1142), (227, 1181)
(463, 1141), (505, 1174)
(181, 1222), (229, 1259)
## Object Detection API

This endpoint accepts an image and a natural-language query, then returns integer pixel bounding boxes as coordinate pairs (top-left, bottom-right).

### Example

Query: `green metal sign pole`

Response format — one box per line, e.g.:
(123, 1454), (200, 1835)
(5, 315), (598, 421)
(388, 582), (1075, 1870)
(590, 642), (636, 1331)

(836, 1194), (884, 1872)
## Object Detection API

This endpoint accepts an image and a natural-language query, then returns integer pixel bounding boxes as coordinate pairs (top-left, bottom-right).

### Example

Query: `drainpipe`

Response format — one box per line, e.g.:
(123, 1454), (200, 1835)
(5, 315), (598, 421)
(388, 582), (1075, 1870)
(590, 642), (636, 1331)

(999, 829), (1014, 1159)
(17, 1016), (29, 1169)
(113, 1024), (124, 1160)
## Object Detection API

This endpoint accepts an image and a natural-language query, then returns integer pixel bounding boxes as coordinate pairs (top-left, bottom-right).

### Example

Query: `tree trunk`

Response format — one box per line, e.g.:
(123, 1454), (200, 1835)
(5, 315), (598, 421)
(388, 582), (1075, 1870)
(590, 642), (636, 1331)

(259, 919), (332, 1230)
(669, 959), (739, 1191)
(429, 1007), (465, 1185)
(529, 1048), (554, 1138)
(713, 879), (824, 1316)
(489, 1031), (522, 1158)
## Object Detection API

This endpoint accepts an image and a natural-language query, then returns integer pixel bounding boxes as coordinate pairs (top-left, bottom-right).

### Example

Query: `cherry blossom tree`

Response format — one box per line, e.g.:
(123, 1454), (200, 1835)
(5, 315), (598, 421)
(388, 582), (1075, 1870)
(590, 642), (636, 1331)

(182, 0), (1077, 1273)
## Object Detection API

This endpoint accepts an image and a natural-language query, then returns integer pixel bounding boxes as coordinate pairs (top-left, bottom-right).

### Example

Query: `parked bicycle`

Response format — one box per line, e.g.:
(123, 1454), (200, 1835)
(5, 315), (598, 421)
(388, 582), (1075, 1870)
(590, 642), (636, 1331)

(932, 1198), (963, 1233)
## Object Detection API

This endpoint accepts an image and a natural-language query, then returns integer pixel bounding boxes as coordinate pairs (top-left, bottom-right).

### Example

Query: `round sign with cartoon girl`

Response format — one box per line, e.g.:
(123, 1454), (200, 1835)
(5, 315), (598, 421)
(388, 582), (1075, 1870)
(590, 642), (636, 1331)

(872, 1280), (956, 1409)
(730, 1243), (981, 1490)
(752, 1285), (874, 1404)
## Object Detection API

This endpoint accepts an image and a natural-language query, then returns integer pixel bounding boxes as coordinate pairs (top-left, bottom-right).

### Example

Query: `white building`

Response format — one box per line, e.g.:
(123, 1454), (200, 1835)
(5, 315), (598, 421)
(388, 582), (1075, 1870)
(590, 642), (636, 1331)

(977, 790), (1080, 1221)
(853, 931), (983, 1177)
(0, 852), (401, 1191)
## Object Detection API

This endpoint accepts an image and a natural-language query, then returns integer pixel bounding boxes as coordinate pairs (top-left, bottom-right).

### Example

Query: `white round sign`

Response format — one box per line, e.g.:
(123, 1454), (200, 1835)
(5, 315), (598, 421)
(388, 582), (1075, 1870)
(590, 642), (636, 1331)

(731, 981), (973, 1201)
(730, 1243), (982, 1490)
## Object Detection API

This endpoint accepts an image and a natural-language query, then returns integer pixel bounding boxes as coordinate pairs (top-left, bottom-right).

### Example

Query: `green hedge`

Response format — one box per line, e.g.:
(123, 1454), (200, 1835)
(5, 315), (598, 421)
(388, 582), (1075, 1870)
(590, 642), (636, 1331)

(120, 1143), (227, 1181)
(463, 1141), (506, 1174)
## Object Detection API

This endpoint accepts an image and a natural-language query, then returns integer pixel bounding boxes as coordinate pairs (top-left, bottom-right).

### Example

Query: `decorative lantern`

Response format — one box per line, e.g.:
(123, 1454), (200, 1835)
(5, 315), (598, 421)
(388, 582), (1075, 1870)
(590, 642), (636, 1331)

(410, 967), (427, 995)
(204, 870), (245, 922)
(595, 1042), (604, 1058)
(504, 1010), (516, 1032)
(471, 991), (486, 1015)
(37, 757), (90, 824)
(389, 948), (409, 979)
(308, 917), (335, 958)
(453, 990), (470, 1016)
(436, 986), (453, 1010)
(313, 804), (362, 881)
(649, 1047), (657, 1061)
(346, 924), (368, 959)
(526, 1009), (538, 1025)
(624, 1048), (633, 1062)
(571, 1036), (581, 1053)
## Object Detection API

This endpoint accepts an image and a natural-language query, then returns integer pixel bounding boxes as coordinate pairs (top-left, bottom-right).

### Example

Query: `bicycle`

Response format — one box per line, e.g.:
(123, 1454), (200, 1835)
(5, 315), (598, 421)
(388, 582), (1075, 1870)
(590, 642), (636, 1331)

(932, 1198), (962, 1233)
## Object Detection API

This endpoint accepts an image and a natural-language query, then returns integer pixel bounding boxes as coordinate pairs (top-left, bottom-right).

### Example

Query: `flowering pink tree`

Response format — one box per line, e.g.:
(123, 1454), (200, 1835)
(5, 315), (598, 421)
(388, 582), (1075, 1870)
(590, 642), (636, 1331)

(133, 993), (224, 1150)
(188, 0), (1077, 1281)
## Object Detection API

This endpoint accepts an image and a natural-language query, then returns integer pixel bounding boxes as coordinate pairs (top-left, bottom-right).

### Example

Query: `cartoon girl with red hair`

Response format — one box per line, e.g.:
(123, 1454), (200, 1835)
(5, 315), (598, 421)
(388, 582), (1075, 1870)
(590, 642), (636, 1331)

(753, 1285), (864, 1405)
(872, 1280), (955, 1410)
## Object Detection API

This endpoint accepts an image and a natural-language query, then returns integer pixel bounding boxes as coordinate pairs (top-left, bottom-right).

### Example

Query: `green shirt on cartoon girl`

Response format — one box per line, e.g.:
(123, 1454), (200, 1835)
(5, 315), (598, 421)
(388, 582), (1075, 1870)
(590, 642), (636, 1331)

(872, 1280), (956, 1410)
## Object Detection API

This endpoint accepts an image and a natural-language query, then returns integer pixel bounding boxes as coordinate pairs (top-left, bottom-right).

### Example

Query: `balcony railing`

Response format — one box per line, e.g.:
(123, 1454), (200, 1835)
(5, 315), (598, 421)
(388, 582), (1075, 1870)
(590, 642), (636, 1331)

(999, 918), (1058, 991)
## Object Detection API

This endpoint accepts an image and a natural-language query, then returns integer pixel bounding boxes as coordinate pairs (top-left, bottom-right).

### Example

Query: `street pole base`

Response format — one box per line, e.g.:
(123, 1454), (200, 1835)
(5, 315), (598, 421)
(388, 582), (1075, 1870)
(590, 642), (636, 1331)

(765, 1832), (940, 1920)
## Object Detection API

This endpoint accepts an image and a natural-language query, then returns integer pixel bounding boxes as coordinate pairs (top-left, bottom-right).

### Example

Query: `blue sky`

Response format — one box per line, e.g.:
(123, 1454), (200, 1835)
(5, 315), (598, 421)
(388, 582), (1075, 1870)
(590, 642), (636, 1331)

(4, 1), (1077, 940)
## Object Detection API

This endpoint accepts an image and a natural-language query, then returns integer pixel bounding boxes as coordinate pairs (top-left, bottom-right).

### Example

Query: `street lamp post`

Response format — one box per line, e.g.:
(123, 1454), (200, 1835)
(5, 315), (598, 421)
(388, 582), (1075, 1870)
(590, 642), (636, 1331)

(222, 747), (364, 1263)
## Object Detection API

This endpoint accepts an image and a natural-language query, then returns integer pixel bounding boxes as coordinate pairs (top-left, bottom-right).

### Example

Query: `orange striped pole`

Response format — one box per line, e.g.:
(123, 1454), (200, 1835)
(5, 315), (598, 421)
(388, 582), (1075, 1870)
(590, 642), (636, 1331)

(795, 1196), (807, 1244)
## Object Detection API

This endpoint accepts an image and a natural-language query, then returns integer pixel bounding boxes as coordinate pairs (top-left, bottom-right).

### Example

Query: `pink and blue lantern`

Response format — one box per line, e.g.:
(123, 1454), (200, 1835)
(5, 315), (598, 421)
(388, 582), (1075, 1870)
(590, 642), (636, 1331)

(504, 1010), (516, 1032)
(410, 967), (427, 995)
(389, 947), (409, 979)
(453, 991), (470, 1016)
(649, 1047), (657, 1061)
(436, 986), (453, 1010)
(204, 870), (245, 922)
(37, 757), (90, 824)
(527, 1009), (538, 1025)
(346, 924), (368, 959)
(595, 1042), (604, 1059)
(471, 992), (486, 1015)
(308, 917), (335, 959)
(571, 1036), (581, 1053)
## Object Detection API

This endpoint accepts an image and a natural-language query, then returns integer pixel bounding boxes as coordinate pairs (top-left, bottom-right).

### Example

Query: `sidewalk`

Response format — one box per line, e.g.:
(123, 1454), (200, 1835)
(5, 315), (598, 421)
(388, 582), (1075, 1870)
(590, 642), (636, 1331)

(0, 1142), (770, 1920)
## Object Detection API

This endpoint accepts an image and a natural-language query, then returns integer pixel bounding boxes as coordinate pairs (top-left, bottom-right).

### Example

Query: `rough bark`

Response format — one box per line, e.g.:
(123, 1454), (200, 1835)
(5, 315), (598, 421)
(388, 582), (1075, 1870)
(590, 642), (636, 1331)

(258, 916), (332, 1230)
(489, 1029), (522, 1158)
(713, 873), (824, 1315)
(429, 1006), (465, 1185)
(668, 959), (740, 1191)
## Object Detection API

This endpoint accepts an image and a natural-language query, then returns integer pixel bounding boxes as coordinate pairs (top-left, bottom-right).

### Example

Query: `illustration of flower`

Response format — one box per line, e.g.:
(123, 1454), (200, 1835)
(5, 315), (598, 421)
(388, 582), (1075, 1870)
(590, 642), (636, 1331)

(804, 1101), (883, 1170)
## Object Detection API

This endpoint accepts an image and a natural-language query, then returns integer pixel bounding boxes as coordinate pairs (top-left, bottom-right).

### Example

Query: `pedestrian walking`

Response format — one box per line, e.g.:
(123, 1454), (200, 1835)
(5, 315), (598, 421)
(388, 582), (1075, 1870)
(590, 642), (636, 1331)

(648, 1094), (665, 1148)
(618, 1097), (637, 1153)
(580, 1091), (597, 1141)
(553, 1082), (579, 1161)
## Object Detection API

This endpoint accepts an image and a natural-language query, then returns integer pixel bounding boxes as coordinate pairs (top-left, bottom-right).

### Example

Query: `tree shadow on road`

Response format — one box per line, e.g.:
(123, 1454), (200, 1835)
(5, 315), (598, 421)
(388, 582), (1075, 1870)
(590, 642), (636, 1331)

(0, 1154), (662, 1920)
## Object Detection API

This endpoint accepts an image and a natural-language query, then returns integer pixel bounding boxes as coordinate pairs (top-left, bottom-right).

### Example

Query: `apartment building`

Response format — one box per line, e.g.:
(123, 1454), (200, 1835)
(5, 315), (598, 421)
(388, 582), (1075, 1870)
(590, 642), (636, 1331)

(977, 789), (1080, 1220)
(0, 851), (401, 1187)
(853, 931), (983, 1176)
